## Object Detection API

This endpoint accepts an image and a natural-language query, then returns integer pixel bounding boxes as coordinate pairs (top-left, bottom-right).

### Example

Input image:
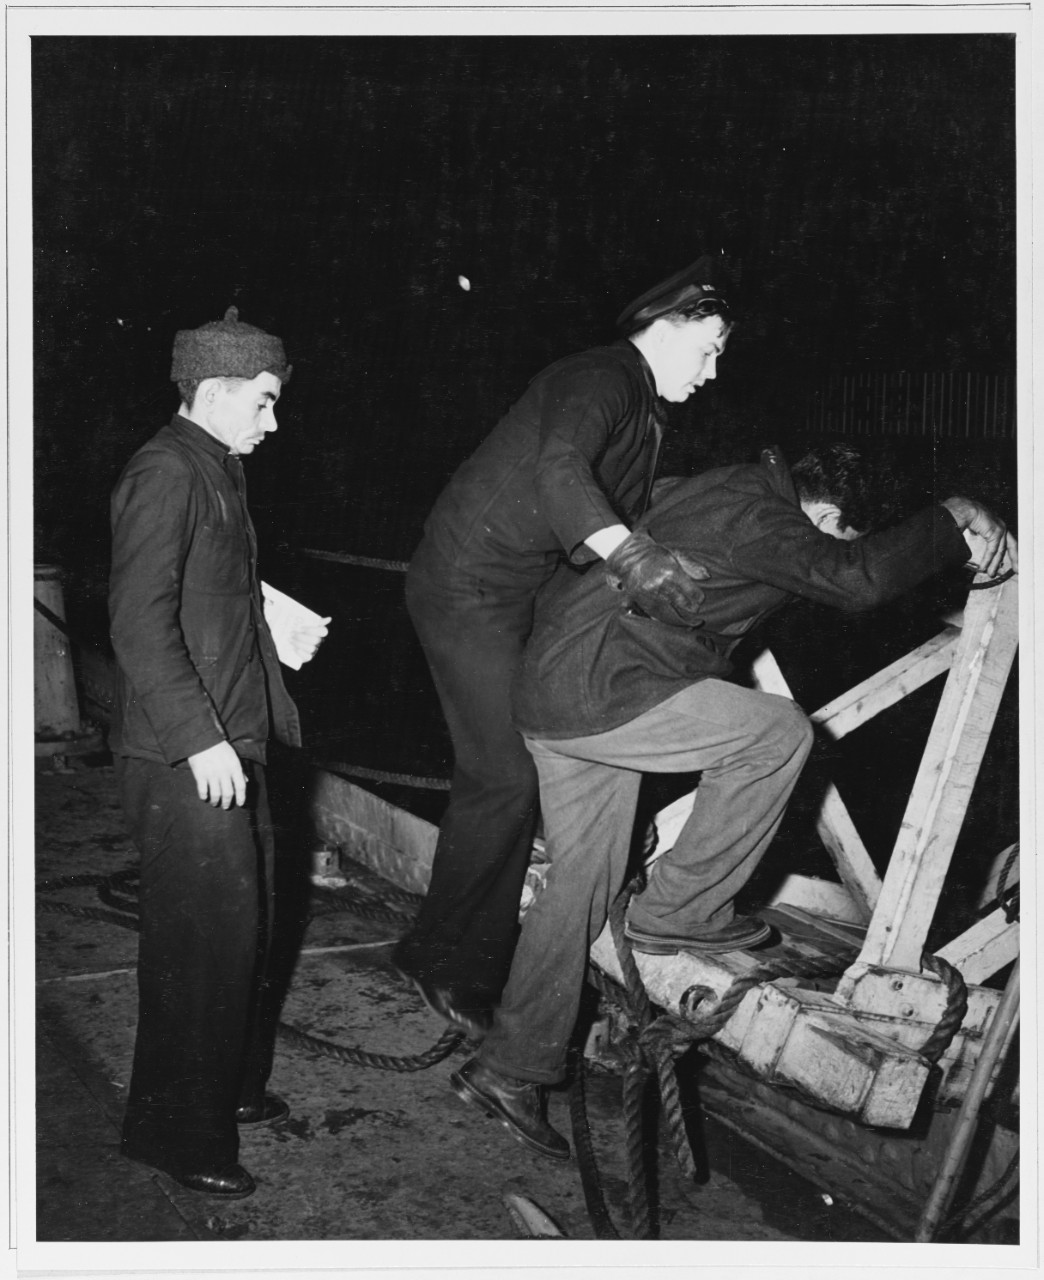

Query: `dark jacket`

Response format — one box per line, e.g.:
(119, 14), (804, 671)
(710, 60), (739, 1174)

(417, 341), (665, 593)
(109, 415), (301, 765)
(513, 448), (971, 738)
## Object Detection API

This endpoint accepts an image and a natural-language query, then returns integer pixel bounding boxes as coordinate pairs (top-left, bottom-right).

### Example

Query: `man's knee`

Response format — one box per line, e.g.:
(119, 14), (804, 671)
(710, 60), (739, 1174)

(763, 697), (814, 765)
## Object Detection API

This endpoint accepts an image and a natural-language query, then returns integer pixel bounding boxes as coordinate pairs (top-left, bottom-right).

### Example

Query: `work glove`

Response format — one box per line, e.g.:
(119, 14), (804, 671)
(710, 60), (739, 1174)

(604, 529), (709, 626)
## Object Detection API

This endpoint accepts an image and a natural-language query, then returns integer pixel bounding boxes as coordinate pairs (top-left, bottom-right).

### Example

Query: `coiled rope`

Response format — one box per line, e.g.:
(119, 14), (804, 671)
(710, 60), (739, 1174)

(36, 864), (467, 1073)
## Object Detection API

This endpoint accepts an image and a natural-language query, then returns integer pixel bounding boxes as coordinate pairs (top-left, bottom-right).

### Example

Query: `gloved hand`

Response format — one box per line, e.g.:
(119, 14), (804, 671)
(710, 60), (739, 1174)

(604, 529), (709, 625)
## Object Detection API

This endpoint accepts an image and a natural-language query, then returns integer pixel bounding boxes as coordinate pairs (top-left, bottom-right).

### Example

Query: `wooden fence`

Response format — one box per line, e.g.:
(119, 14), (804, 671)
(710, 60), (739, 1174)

(806, 372), (1015, 439)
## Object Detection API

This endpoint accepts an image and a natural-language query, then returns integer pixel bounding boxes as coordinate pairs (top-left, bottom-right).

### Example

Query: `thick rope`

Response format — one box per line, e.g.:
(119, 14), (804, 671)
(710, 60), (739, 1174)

(566, 1047), (620, 1240)
(993, 842), (1020, 924)
(276, 1020), (466, 1073)
(604, 881), (698, 1238)
(939, 1149), (1020, 1242)
(591, 877), (972, 1240)
(621, 1062), (654, 1239)
(918, 953), (969, 1064)
(307, 887), (418, 927)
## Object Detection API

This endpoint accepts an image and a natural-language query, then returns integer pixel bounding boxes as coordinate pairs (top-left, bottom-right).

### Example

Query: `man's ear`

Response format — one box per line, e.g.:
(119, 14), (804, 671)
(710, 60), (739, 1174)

(810, 502), (844, 537)
(199, 377), (222, 405)
(648, 317), (671, 348)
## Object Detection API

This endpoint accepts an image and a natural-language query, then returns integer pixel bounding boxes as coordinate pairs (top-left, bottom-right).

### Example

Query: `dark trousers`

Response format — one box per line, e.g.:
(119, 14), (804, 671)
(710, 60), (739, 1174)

(116, 755), (277, 1173)
(393, 551), (541, 1006)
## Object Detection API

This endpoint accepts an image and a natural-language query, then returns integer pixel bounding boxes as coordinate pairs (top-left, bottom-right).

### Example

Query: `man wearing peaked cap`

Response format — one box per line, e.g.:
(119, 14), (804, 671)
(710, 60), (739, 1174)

(615, 254), (732, 334)
(109, 307), (325, 1199)
(452, 444), (1014, 1160)
(392, 256), (733, 1052)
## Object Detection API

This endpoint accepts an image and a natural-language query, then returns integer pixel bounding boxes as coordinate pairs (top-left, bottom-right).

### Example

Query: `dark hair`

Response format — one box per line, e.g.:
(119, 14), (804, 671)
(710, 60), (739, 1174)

(177, 375), (249, 410)
(663, 292), (732, 328)
(177, 378), (202, 408)
(791, 442), (901, 534)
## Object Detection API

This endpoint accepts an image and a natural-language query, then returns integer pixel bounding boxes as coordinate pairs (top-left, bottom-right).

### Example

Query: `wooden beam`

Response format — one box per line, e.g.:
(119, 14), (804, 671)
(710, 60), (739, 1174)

(813, 787), (881, 920)
(766, 873), (864, 924)
(751, 649), (881, 920)
(812, 628), (959, 740)
(936, 908), (1019, 986)
(848, 577), (1019, 975)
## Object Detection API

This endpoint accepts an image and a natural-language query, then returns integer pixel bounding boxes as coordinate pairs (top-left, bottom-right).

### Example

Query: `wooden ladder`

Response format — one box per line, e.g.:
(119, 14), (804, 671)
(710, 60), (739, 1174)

(589, 572), (1019, 1127)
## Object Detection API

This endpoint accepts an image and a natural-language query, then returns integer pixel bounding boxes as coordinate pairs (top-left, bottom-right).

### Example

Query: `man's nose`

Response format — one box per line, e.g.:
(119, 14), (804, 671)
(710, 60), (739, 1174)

(703, 356), (718, 382)
(264, 407), (278, 433)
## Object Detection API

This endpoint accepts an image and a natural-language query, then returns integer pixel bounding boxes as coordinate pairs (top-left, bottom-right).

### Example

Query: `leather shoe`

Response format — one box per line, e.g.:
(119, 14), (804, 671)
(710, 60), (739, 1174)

(450, 1058), (570, 1162)
(124, 1151), (256, 1199)
(394, 966), (492, 1040)
(625, 913), (772, 955)
(175, 1163), (257, 1198)
(235, 1093), (290, 1127)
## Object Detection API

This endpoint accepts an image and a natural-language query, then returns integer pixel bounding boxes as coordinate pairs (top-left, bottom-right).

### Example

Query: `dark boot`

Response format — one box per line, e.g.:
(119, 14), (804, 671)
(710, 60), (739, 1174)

(450, 1058), (570, 1162)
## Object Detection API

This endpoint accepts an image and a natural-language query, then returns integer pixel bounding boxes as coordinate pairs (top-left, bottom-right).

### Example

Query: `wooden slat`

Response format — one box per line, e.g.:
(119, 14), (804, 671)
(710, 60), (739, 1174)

(751, 649), (882, 920)
(813, 786), (881, 919)
(812, 628), (959, 740)
(762, 903), (865, 953)
(851, 577), (1019, 973)
(766, 873), (864, 923)
(936, 908), (1019, 985)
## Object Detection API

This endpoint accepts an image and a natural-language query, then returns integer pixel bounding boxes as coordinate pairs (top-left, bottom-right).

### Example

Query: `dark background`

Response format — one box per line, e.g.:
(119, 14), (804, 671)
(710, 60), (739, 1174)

(32, 35), (1019, 903)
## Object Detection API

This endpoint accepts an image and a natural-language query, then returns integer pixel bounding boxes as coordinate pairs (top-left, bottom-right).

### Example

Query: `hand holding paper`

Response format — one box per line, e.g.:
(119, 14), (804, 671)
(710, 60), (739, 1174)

(261, 582), (332, 670)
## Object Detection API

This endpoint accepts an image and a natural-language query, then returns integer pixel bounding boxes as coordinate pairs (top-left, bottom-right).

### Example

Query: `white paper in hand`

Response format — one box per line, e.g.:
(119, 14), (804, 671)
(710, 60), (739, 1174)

(261, 581), (331, 670)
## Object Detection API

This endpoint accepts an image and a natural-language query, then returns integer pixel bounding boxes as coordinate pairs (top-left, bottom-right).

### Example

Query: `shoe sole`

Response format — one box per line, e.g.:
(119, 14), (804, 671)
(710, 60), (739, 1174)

(625, 923), (772, 955)
(122, 1152), (257, 1198)
(236, 1106), (290, 1128)
(450, 1071), (570, 1163)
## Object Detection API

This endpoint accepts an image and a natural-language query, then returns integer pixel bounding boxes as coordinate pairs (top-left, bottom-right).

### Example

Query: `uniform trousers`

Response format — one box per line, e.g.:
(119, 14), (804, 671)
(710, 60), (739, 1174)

(393, 549), (543, 1007)
(478, 680), (814, 1084)
(117, 755), (277, 1174)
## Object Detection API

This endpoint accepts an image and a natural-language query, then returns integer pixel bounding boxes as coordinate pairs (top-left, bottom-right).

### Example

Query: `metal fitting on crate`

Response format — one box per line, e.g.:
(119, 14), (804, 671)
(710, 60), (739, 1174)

(310, 846), (347, 888)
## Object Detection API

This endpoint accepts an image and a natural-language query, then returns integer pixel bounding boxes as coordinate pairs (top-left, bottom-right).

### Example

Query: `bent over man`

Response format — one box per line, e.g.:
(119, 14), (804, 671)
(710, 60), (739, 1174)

(110, 307), (326, 1199)
(449, 443), (1014, 1160)
(394, 257), (731, 1033)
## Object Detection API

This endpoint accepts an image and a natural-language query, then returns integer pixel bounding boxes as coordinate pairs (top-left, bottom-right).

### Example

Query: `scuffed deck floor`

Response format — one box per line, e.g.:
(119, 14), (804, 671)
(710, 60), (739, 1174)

(32, 756), (890, 1245)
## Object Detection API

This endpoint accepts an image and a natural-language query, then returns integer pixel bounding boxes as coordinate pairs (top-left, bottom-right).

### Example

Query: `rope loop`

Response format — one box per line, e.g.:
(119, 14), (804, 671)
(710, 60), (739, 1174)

(275, 1020), (466, 1073)
(967, 568), (1015, 591)
(918, 951), (969, 1064)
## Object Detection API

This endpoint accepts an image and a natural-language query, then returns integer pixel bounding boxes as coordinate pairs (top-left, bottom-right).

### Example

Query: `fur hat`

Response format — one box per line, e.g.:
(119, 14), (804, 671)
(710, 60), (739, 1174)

(170, 307), (292, 383)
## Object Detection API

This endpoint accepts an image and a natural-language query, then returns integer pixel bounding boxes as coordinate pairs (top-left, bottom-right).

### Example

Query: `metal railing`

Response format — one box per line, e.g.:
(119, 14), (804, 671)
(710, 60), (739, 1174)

(807, 371), (1014, 439)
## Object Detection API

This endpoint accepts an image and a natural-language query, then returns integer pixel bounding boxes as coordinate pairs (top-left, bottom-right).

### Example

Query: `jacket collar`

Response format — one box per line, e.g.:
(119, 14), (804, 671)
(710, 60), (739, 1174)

(617, 338), (661, 405)
(760, 445), (799, 506)
(168, 412), (233, 464)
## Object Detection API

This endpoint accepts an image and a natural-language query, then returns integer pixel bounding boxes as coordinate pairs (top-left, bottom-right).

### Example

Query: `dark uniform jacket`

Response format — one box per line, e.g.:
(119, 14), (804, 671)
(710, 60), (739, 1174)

(109, 415), (301, 766)
(513, 448), (971, 739)
(417, 340), (665, 592)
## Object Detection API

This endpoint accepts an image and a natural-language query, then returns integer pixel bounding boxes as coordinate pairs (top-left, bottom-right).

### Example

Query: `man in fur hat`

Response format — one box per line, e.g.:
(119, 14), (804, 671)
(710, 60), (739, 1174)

(109, 307), (326, 1199)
